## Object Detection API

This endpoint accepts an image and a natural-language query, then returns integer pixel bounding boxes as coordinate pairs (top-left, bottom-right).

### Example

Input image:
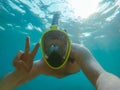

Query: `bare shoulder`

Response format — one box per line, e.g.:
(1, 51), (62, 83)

(30, 59), (45, 74)
(33, 59), (46, 71)
(72, 43), (83, 48)
(72, 43), (89, 52)
(71, 43), (93, 59)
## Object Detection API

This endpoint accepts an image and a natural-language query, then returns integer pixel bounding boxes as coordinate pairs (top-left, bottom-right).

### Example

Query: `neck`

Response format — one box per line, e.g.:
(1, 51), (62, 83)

(39, 59), (68, 78)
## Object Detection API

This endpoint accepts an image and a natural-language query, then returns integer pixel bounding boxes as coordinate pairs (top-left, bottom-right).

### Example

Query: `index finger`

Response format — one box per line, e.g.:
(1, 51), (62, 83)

(25, 37), (30, 53)
(31, 43), (39, 57)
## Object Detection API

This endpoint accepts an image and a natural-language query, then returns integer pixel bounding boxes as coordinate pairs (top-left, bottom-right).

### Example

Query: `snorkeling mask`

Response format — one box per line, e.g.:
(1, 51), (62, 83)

(40, 12), (71, 69)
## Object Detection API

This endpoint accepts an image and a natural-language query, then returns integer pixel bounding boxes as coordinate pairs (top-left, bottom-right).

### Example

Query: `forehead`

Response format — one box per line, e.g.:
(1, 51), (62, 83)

(42, 30), (68, 45)
(44, 30), (67, 39)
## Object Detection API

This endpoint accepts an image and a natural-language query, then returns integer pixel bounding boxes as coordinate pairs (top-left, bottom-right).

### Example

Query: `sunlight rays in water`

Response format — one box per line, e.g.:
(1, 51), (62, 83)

(67, 0), (101, 19)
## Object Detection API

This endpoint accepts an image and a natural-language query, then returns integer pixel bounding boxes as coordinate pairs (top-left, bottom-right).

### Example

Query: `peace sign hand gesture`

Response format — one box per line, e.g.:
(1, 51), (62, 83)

(13, 37), (39, 73)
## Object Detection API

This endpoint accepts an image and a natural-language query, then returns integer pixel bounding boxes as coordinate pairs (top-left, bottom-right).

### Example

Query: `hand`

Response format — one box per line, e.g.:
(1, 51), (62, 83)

(13, 37), (39, 72)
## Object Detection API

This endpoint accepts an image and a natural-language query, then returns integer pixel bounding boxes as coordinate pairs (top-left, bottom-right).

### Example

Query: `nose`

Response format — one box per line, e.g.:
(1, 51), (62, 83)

(48, 45), (59, 54)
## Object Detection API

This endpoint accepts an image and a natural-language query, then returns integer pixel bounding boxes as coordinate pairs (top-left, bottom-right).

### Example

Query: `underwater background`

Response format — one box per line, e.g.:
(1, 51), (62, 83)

(0, 0), (120, 90)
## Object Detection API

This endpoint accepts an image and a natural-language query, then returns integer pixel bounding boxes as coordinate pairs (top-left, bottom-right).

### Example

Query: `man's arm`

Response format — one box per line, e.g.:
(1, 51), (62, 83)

(0, 60), (45, 90)
(96, 72), (120, 90)
(0, 70), (27, 90)
(0, 37), (41, 90)
(72, 43), (105, 86)
(73, 43), (120, 89)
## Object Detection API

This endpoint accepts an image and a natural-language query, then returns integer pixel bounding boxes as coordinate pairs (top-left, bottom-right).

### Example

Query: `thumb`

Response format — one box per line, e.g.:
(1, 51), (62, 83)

(13, 50), (24, 66)
(14, 60), (30, 72)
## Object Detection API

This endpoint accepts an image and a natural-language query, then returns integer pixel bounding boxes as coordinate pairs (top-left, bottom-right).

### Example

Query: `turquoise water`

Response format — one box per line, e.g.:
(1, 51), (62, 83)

(0, 0), (120, 90)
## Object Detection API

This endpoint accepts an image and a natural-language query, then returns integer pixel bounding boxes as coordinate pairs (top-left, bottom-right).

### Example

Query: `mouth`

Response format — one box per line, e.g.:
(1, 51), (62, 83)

(47, 50), (64, 67)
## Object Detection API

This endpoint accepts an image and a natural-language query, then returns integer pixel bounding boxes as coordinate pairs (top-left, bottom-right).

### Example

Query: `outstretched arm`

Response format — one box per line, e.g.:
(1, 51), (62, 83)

(72, 44), (105, 86)
(0, 60), (46, 90)
(73, 43), (120, 89)
(0, 69), (26, 90)
(0, 37), (41, 90)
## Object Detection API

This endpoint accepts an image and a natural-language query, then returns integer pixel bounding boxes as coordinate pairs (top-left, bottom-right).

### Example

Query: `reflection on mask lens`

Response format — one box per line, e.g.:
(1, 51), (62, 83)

(47, 51), (64, 67)
(48, 45), (59, 54)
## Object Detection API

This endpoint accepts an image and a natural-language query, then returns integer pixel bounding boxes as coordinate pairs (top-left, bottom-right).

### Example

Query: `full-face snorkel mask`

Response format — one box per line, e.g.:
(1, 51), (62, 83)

(40, 12), (71, 69)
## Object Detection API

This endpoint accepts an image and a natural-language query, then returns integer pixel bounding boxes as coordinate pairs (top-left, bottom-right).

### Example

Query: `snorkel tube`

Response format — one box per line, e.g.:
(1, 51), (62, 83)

(50, 12), (60, 30)
(40, 12), (71, 69)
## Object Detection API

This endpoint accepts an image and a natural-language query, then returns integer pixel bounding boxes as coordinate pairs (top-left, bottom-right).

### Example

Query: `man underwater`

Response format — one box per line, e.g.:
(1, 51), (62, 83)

(0, 13), (120, 90)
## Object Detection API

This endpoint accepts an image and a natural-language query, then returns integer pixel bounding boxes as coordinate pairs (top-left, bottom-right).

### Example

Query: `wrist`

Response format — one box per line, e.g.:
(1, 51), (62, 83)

(1, 70), (28, 90)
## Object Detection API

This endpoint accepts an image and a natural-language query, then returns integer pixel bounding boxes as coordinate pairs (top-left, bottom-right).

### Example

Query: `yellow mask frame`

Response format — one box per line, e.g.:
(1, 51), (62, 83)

(40, 25), (71, 69)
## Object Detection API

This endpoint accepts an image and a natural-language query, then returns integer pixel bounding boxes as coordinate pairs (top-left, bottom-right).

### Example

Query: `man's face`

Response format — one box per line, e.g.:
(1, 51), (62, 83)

(41, 30), (71, 69)
(43, 30), (68, 58)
